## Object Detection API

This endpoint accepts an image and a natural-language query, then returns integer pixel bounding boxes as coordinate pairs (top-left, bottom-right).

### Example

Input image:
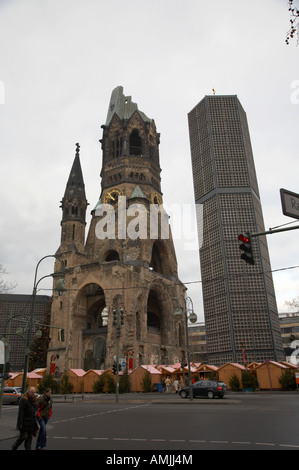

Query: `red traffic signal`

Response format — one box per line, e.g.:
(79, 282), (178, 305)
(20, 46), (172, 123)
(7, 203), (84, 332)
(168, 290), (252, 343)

(238, 233), (254, 265)
(238, 234), (249, 243)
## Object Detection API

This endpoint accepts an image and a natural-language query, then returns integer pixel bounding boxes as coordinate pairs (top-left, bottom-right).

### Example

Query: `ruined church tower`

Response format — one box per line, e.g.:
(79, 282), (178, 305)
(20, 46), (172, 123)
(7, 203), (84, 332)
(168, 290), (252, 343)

(48, 87), (186, 374)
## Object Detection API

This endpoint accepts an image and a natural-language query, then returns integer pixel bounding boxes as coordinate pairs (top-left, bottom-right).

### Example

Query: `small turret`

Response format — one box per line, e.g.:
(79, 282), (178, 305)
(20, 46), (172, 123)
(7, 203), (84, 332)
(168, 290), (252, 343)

(58, 143), (88, 254)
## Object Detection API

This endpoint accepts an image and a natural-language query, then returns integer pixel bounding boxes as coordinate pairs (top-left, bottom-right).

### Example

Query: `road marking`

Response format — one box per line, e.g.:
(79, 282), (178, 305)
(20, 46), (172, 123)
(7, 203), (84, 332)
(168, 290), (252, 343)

(279, 444), (299, 448)
(232, 441), (251, 445)
(210, 440), (229, 444)
(51, 403), (150, 424)
(255, 442), (275, 446)
(48, 435), (299, 449)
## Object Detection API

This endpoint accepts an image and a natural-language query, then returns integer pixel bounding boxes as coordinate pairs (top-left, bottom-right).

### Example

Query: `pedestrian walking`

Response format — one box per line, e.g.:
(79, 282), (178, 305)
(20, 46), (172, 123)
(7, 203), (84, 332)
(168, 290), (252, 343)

(36, 388), (53, 450)
(165, 376), (171, 393)
(11, 387), (39, 450)
(173, 379), (179, 394)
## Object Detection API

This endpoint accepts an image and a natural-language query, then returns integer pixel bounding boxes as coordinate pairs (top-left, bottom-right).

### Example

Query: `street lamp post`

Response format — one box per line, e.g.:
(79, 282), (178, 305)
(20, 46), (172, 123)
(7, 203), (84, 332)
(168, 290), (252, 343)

(174, 295), (197, 401)
(113, 307), (124, 403)
(21, 255), (66, 394)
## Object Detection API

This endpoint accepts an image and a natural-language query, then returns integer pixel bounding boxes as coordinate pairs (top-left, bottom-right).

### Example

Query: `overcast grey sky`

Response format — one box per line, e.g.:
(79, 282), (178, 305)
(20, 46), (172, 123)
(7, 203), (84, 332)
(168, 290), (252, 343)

(0, 0), (298, 321)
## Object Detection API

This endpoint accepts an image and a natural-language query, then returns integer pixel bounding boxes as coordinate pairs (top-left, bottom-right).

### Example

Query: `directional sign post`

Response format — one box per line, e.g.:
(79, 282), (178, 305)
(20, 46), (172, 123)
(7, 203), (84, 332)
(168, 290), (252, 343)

(280, 188), (299, 220)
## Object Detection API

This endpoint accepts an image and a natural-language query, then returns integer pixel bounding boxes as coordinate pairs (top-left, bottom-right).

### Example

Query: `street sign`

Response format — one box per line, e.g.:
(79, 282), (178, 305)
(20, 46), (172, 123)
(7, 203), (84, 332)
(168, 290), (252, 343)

(280, 188), (299, 220)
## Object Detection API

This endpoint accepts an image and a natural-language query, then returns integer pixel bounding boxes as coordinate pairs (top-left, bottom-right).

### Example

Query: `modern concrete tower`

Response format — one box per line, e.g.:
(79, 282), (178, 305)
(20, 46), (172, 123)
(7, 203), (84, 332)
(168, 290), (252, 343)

(188, 95), (285, 365)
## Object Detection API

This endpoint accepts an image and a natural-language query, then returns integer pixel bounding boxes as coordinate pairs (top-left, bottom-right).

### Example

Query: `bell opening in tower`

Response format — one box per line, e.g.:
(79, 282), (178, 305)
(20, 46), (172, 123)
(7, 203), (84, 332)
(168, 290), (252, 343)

(130, 129), (142, 156)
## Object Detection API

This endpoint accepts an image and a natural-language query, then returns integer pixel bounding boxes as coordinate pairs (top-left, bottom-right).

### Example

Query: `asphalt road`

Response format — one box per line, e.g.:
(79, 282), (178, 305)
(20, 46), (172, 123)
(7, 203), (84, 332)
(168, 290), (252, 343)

(1, 392), (299, 453)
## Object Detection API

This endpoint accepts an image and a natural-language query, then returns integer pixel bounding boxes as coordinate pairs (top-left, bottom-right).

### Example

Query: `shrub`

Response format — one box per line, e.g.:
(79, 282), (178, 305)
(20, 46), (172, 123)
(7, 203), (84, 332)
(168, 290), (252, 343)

(242, 370), (258, 390)
(60, 372), (74, 394)
(105, 374), (116, 393)
(119, 369), (130, 393)
(279, 370), (296, 391)
(142, 371), (152, 392)
(38, 373), (59, 394)
(93, 375), (105, 393)
(229, 374), (240, 391)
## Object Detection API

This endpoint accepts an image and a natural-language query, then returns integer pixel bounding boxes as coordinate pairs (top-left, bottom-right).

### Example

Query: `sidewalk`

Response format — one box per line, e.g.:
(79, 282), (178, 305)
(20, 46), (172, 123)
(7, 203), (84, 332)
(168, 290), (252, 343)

(0, 413), (19, 441)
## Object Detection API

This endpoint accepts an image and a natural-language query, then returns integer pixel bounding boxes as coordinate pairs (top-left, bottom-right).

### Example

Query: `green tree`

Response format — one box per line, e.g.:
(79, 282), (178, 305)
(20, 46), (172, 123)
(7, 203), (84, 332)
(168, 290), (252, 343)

(119, 369), (130, 393)
(93, 376), (105, 393)
(229, 374), (240, 392)
(106, 374), (116, 393)
(60, 372), (74, 394)
(142, 371), (152, 392)
(29, 298), (52, 370)
(279, 370), (296, 391)
(38, 373), (59, 394)
(242, 370), (257, 390)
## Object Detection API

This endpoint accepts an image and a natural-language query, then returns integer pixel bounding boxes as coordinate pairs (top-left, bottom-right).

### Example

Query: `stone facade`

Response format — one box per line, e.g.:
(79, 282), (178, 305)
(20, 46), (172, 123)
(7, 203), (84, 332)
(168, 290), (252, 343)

(47, 87), (186, 374)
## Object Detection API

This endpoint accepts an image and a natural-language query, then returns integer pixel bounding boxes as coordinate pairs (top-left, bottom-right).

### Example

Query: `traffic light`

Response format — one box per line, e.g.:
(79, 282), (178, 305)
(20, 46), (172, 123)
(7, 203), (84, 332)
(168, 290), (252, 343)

(112, 362), (117, 375)
(120, 309), (124, 325)
(238, 233), (254, 265)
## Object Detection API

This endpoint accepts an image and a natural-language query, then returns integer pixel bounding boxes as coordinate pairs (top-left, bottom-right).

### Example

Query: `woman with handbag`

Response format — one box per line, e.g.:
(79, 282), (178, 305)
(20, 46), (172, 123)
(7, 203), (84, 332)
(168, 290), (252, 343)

(35, 388), (53, 450)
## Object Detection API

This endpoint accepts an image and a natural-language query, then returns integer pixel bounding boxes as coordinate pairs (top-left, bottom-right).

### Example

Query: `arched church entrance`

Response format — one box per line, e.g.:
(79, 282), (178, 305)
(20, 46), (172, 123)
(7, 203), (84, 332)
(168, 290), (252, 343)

(76, 283), (108, 370)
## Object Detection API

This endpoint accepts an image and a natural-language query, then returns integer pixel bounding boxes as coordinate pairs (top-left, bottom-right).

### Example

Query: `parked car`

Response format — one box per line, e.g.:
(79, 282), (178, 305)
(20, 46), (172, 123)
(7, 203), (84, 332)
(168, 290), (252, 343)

(2, 387), (22, 405)
(217, 381), (228, 391)
(179, 380), (225, 399)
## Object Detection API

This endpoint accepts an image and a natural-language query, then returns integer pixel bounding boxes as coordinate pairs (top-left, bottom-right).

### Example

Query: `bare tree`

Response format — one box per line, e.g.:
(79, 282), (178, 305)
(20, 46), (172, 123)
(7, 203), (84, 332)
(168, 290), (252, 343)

(285, 296), (299, 312)
(286, 0), (299, 45)
(0, 264), (16, 294)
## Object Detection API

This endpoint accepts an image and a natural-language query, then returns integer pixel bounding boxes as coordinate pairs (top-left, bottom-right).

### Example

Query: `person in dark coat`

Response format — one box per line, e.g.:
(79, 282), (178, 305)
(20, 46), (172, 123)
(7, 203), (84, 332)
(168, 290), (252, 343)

(36, 388), (53, 450)
(11, 387), (38, 450)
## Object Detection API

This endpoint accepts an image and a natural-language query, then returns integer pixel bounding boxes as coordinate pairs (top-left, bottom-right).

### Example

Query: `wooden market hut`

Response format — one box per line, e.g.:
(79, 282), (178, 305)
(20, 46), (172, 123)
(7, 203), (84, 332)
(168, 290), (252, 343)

(247, 362), (261, 371)
(83, 369), (116, 393)
(156, 365), (176, 380)
(255, 361), (290, 390)
(279, 361), (298, 371)
(129, 365), (161, 392)
(66, 369), (86, 393)
(4, 372), (21, 387)
(83, 369), (106, 393)
(218, 363), (246, 389)
(32, 368), (47, 379)
(5, 371), (42, 389)
(196, 364), (219, 380)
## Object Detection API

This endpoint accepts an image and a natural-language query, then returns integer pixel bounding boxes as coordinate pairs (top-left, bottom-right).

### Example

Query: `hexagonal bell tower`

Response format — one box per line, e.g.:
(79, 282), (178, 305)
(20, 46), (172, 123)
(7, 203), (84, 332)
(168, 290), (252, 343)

(49, 87), (186, 375)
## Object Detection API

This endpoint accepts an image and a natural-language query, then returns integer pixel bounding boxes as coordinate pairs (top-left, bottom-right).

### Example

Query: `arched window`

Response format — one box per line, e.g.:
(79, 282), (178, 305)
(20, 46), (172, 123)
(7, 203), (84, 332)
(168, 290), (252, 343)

(149, 241), (171, 276)
(111, 134), (123, 158)
(147, 290), (161, 333)
(130, 129), (142, 156)
(104, 250), (120, 262)
(147, 311), (160, 332)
